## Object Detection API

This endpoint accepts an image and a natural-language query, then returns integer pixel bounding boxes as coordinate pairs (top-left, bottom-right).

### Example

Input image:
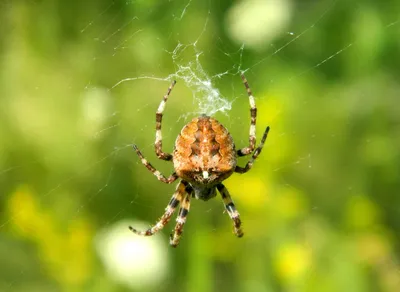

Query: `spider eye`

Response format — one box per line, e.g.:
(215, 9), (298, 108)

(202, 171), (209, 179)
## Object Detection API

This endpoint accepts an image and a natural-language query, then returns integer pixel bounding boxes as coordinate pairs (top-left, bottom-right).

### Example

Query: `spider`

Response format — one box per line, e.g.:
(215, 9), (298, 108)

(130, 74), (270, 247)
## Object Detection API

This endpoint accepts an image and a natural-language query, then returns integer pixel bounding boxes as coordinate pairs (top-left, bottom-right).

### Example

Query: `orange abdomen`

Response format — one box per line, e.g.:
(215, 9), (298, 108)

(173, 115), (237, 186)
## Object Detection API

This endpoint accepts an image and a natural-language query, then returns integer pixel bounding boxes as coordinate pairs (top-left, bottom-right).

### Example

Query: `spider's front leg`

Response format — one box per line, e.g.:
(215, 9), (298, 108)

(217, 184), (243, 237)
(170, 186), (192, 247)
(129, 180), (188, 236)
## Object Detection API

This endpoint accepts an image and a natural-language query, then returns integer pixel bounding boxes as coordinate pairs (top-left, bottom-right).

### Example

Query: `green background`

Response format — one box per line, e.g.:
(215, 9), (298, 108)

(1, 0), (400, 291)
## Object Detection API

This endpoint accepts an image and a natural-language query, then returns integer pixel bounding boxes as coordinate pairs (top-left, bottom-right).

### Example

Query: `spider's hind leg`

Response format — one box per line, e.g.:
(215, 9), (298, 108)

(129, 180), (187, 236)
(237, 73), (257, 157)
(235, 126), (270, 174)
(217, 183), (243, 238)
(155, 80), (176, 161)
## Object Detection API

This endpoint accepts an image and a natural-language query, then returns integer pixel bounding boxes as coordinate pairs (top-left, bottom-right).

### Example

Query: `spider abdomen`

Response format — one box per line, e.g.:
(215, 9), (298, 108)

(173, 115), (237, 189)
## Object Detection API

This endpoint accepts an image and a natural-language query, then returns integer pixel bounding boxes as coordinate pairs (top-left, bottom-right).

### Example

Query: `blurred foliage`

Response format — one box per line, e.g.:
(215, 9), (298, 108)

(1, 0), (400, 291)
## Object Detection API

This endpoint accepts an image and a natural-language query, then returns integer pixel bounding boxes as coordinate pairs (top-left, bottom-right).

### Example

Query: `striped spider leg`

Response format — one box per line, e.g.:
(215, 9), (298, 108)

(235, 73), (270, 173)
(129, 180), (192, 243)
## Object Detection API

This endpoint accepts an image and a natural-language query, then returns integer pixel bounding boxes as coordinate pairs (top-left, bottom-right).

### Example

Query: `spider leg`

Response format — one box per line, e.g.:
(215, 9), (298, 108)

(155, 80), (176, 161)
(133, 144), (178, 184)
(237, 73), (257, 157)
(235, 126), (270, 174)
(170, 184), (193, 247)
(129, 180), (188, 236)
(217, 183), (243, 237)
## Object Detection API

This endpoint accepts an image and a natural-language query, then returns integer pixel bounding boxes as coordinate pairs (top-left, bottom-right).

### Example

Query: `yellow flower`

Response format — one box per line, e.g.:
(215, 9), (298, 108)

(275, 243), (311, 281)
(7, 186), (93, 288)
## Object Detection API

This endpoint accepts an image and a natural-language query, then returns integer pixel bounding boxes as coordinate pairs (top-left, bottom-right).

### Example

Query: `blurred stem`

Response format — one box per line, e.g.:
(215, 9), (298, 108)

(187, 213), (212, 292)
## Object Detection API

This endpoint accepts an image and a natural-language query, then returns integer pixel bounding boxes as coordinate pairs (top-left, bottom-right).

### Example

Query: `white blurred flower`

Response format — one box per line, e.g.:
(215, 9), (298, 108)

(94, 220), (170, 290)
(81, 87), (113, 138)
(225, 0), (292, 48)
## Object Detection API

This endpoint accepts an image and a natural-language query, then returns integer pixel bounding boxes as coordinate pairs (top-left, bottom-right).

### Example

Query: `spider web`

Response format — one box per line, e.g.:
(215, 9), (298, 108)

(1, 0), (400, 291)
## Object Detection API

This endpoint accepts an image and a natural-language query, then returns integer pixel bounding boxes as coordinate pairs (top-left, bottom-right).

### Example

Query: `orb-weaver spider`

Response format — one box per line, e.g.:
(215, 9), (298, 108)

(130, 74), (270, 247)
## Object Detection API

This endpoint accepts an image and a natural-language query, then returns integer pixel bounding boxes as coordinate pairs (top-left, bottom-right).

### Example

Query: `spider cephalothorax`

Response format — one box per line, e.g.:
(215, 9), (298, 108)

(130, 74), (270, 247)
